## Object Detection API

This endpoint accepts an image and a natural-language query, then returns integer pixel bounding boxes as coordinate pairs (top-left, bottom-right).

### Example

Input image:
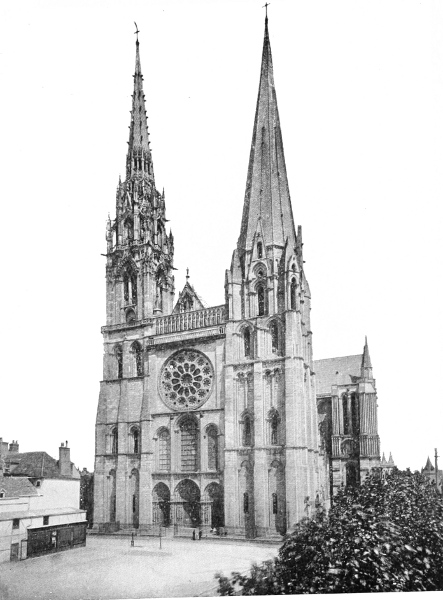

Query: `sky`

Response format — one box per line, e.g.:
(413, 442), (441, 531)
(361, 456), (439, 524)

(0, 0), (442, 472)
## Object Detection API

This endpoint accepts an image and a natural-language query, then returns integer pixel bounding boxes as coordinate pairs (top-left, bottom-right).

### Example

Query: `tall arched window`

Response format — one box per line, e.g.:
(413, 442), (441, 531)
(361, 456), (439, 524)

(243, 415), (252, 447)
(131, 428), (140, 454)
(351, 394), (359, 435)
(109, 469), (116, 522)
(158, 429), (171, 471)
(123, 274), (129, 303)
(343, 395), (350, 435)
(257, 285), (266, 316)
(257, 242), (263, 258)
(207, 426), (219, 471)
(290, 278), (297, 310)
(270, 321), (279, 353)
(243, 328), (252, 358)
(270, 411), (279, 445)
(111, 427), (118, 454)
(180, 417), (199, 472)
(115, 345), (123, 379)
(272, 492), (278, 515)
(131, 273), (137, 305)
(131, 342), (143, 376)
(243, 492), (249, 514)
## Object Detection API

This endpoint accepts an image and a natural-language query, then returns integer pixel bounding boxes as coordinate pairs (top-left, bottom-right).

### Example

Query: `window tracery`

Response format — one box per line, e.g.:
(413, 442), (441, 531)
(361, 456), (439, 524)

(160, 349), (214, 411)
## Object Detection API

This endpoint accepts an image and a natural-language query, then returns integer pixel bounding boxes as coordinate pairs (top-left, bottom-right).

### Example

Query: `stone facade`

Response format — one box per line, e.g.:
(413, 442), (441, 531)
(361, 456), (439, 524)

(93, 17), (381, 538)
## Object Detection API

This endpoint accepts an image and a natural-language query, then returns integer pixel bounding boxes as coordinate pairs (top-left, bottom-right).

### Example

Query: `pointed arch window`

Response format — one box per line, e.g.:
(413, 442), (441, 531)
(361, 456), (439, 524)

(343, 395), (350, 435)
(180, 417), (199, 472)
(131, 273), (137, 305)
(290, 278), (297, 310)
(243, 492), (249, 514)
(270, 410), (279, 445)
(115, 345), (123, 379)
(243, 415), (253, 447)
(131, 342), (143, 376)
(272, 492), (278, 515)
(257, 285), (266, 316)
(111, 427), (118, 455)
(131, 427), (140, 454)
(158, 429), (171, 471)
(243, 328), (252, 358)
(257, 242), (263, 259)
(351, 394), (359, 435)
(270, 321), (279, 354)
(124, 274), (130, 303)
(207, 425), (219, 471)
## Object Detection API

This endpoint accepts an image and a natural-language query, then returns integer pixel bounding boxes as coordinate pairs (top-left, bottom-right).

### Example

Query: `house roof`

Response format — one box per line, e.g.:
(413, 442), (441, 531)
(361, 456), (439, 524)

(4, 452), (78, 480)
(0, 476), (38, 497)
(314, 354), (362, 396)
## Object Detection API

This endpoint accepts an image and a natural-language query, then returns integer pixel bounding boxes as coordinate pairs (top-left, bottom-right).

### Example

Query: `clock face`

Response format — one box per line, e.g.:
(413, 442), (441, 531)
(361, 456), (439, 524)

(159, 349), (214, 411)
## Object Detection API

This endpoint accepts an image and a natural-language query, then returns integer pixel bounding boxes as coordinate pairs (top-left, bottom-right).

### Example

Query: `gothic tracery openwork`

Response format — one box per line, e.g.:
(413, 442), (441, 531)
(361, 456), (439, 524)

(159, 349), (214, 411)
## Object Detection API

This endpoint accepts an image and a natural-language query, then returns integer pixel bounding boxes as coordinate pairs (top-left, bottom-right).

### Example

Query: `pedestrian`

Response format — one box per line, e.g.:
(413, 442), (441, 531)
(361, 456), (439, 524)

(198, 529), (202, 540)
(192, 529), (196, 540)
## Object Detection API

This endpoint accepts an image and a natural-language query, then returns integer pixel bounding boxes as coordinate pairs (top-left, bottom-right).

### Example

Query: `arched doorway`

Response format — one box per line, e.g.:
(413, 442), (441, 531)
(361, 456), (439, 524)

(205, 482), (224, 528)
(175, 479), (201, 527)
(153, 482), (171, 526)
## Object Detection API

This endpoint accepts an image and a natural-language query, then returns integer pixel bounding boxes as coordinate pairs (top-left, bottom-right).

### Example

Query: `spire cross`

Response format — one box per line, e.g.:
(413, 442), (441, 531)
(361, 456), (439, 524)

(134, 22), (140, 42)
(263, 2), (270, 17)
(186, 268), (190, 281)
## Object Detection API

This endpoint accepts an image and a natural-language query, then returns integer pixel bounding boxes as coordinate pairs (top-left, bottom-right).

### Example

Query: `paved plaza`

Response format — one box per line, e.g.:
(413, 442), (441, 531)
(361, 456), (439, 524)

(0, 535), (279, 599)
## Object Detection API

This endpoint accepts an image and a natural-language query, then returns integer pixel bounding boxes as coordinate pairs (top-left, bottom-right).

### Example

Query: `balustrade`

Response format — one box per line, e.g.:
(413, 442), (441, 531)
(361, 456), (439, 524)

(154, 305), (226, 335)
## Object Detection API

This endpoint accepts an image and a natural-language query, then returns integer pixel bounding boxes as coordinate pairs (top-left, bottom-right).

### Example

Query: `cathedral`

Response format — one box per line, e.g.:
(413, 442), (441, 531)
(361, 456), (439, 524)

(93, 16), (381, 538)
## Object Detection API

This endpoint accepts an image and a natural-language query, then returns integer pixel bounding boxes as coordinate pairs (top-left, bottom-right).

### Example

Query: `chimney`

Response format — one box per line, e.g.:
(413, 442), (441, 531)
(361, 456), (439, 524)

(59, 441), (71, 477)
(9, 440), (19, 453)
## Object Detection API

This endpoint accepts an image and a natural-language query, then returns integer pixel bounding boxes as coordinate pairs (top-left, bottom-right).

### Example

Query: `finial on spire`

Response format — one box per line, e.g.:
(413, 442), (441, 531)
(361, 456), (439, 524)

(186, 268), (190, 281)
(134, 22), (140, 43)
(263, 2), (270, 19)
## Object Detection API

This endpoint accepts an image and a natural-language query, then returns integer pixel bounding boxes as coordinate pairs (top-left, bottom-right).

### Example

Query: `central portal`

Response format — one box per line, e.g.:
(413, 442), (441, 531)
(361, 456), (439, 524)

(175, 479), (201, 527)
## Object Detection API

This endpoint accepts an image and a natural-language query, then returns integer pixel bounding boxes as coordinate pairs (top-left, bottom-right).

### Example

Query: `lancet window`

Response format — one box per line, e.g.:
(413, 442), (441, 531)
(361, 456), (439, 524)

(343, 395), (350, 435)
(270, 321), (279, 354)
(111, 427), (118, 455)
(243, 328), (252, 358)
(269, 410), (279, 445)
(207, 425), (219, 471)
(180, 416), (199, 472)
(131, 341), (143, 377)
(158, 429), (171, 471)
(115, 345), (123, 379)
(257, 284), (266, 316)
(243, 415), (253, 447)
(257, 242), (263, 258)
(131, 427), (140, 454)
(290, 278), (297, 309)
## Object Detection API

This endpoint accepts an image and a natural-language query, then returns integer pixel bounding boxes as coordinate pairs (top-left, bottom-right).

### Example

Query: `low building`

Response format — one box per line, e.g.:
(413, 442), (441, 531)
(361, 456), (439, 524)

(0, 439), (87, 562)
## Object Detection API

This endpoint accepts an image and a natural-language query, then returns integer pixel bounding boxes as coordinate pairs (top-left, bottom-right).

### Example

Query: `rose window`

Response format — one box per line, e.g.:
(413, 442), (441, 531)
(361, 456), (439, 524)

(159, 349), (214, 411)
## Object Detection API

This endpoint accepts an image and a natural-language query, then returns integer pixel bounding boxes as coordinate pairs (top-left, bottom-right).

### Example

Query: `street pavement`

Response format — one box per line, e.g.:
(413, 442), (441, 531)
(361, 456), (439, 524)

(0, 535), (279, 599)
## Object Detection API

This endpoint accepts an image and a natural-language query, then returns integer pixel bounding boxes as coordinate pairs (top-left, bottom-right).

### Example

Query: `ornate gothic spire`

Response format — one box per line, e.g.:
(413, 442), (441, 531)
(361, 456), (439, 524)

(237, 16), (296, 253)
(126, 36), (154, 181)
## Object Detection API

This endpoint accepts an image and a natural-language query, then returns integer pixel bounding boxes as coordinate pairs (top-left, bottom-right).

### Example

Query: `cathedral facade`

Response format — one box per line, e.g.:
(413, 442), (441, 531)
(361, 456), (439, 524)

(93, 17), (381, 538)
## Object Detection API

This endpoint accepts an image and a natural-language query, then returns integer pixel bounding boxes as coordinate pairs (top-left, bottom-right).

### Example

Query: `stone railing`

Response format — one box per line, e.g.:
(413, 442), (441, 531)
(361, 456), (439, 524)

(154, 305), (227, 335)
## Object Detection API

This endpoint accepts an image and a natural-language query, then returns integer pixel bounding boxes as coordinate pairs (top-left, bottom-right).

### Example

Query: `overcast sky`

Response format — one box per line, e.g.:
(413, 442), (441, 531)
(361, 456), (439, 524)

(0, 0), (442, 472)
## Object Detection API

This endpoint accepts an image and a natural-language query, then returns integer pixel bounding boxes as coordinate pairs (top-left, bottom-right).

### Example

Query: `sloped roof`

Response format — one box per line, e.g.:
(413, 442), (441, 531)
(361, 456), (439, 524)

(172, 281), (206, 314)
(0, 475), (38, 497)
(0, 507), (85, 522)
(314, 354), (362, 396)
(5, 452), (77, 480)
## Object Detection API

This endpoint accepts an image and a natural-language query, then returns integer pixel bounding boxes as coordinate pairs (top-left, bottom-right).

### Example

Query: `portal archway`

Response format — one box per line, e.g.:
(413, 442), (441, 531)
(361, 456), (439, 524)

(175, 479), (201, 527)
(153, 482), (171, 526)
(205, 482), (224, 528)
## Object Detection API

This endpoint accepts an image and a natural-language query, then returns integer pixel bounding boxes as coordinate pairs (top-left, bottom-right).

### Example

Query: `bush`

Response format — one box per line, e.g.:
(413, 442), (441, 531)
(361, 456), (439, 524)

(215, 469), (443, 594)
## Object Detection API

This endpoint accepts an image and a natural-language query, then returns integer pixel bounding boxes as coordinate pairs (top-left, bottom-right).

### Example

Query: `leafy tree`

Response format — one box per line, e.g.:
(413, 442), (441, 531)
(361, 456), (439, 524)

(80, 468), (94, 528)
(216, 469), (443, 594)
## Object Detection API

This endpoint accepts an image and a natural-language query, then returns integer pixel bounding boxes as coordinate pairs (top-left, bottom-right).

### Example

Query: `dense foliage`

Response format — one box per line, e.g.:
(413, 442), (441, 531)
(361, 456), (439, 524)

(216, 469), (443, 594)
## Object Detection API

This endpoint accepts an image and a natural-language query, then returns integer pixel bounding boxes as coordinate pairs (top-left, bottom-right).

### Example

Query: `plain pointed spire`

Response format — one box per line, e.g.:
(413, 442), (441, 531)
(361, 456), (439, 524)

(237, 15), (296, 253)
